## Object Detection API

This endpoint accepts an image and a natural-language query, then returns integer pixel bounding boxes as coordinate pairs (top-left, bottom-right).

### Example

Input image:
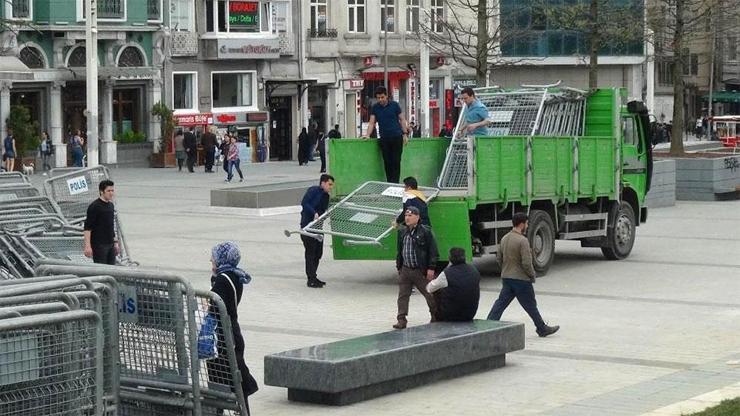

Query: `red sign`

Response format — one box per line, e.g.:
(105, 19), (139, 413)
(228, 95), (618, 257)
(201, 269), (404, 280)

(217, 114), (237, 123)
(246, 112), (269, 122)
(429, 100), (439, 109)
(175, 113), (212, 126)
(230, 1), (258, 12)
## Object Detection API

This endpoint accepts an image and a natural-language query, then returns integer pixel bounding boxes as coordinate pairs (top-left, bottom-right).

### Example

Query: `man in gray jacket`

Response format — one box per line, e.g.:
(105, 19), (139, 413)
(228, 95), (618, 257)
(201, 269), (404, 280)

(487, 212), (559, 337)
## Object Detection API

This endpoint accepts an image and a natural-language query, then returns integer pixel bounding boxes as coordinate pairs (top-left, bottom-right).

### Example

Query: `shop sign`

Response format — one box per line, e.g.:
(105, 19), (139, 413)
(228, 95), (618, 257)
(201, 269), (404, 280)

(246, 112), (269, 122)
(343, 79), (365, 90)
(214, 113), (247, 124)
(217, 38), (280, 59)
(429, 100), (439, 109)
(175, 113), (213, 126)
(229, 1), (260, 31)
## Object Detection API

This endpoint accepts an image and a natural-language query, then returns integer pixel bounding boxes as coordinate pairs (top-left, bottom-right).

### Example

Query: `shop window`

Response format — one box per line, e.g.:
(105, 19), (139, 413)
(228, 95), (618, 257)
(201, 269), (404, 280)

(348, 0), (365, 33)
(406, 0), (419, 33)
(19, 46), (45, 69)
(173, 72), (198, 113)
(211, 71), (256, 110)
(380, 0), (395, 33)
(117, 46), (146, 67)
(205, 0), (272, 33)
(67, 46), (86, 67)
(171, 0), (194, 31)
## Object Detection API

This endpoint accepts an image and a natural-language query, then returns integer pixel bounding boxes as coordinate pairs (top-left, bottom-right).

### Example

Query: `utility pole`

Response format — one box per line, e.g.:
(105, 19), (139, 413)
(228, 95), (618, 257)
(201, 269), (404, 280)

(420, 0), (430, 137)
(383, 1), (389, 90)
(85, 0), (99, 167)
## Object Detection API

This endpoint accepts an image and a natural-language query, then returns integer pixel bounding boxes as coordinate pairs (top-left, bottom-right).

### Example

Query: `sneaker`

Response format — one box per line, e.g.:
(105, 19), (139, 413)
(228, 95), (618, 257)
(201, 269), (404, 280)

(307, 279), (323, 288)
(536, 325), (560, 338)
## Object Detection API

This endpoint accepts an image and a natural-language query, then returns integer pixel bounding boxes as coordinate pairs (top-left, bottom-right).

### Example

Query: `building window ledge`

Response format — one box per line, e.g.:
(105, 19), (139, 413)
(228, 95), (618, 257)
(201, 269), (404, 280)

(344, 33), (371, 40)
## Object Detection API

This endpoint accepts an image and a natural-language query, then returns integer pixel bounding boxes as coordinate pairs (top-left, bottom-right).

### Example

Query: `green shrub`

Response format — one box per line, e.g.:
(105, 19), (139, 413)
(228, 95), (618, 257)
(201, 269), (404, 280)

(115, 130), (147, 144)
(6, 105), (40, 158)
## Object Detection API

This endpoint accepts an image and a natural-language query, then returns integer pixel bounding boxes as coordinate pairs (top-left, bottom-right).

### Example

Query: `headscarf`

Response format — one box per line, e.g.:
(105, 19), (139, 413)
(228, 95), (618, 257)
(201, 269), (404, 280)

(211, 242), (251, 284)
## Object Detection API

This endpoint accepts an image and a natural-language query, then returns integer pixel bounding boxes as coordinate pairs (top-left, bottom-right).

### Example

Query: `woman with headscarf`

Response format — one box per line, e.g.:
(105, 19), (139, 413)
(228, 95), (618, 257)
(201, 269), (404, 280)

(297, 127), (309, 166)
(209, 242), (259, 413)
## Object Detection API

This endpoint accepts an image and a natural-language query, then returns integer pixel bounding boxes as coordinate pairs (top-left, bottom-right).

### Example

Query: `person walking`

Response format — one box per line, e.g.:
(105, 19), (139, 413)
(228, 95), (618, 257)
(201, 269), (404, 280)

(83, 180), (118, 265)
(297, 128), (309, 166)
(202, 127), (217, 173)
(174, 129), (186, 172)
(220, 133), (231, 174)
(362, 86), (411, 183)
(460, 87), (490, 137)
(183, 127), (197, 173)
(208, 242), (259, 414)
(394, 206), (438, 329)
(226, 135), (244, 182)
(70, 129), (85, 167)
(395, 176), (431, 227)
(426, 247), (480, 322)
(487, 212), (559, 337)
(299, 174), (335, 288)
(39, 131), (53, 173)
(317, 130), (327, 173)
(2, 128), (16, 172)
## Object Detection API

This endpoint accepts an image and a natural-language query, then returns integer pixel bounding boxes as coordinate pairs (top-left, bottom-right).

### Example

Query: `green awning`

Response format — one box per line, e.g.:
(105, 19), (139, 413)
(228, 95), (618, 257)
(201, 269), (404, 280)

(703, 91), (740, 103)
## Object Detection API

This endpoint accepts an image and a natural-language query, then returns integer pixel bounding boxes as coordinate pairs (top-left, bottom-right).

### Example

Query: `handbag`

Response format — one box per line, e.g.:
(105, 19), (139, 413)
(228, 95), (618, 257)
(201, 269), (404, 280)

(198, 273), (238, 360)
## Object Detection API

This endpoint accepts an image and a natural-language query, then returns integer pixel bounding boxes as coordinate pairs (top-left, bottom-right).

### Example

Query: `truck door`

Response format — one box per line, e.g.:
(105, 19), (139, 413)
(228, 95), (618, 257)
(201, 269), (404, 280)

(621, 116), (648, 195)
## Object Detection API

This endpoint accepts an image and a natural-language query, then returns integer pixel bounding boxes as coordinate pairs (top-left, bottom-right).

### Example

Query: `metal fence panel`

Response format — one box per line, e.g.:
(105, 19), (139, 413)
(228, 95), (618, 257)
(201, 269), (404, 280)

(0, 172), (30, 185)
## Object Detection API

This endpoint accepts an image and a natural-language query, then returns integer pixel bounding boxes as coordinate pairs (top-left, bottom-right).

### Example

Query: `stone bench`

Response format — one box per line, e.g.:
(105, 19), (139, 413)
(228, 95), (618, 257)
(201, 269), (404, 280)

(264, 320), (524, 405)
(210, 180), (315, 209)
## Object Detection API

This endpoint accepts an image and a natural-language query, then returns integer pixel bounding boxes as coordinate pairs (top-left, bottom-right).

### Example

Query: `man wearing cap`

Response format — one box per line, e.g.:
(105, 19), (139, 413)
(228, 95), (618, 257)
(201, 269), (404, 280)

(394, 205), (438, 329)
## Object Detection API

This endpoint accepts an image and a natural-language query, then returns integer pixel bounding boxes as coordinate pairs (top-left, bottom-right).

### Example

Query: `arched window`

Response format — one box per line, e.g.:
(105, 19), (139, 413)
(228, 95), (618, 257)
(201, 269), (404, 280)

(68, 46), (86, 67)
(19, 46), (46, 69)
(117, 46), (145, 67)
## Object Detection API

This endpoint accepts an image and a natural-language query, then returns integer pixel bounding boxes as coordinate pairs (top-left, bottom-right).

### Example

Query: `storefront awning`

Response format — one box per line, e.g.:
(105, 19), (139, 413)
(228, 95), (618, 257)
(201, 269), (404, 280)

(360, 66), (410, 81)
(703, 91), (740, 103)
(0, 56), (33, 80)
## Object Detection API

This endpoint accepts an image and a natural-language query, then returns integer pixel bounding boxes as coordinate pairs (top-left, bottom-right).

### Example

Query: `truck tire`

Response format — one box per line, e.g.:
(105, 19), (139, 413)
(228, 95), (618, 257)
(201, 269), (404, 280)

(526, 210), (555, 275)
(601, 202), (636, 260)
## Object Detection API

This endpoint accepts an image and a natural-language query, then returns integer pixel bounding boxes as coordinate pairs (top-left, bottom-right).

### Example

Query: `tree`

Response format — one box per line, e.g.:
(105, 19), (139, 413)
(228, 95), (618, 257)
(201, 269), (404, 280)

(6, 105), (39, 159)
(150, 102), (175, 153)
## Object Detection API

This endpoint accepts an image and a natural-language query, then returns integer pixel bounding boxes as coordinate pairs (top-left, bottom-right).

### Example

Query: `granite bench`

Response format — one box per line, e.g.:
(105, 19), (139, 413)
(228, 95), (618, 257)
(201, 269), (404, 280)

(264, 320), (524, 405)
(210, 180), (316, 209)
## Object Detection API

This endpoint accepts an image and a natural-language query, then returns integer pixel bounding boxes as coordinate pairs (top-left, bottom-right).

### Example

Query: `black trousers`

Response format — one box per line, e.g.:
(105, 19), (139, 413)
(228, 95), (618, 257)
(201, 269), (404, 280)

(301, 235), (323, 280)
(487, 278), (546, 331)
(205, 148), (215, 172)
(92, 243), (116, 265)
(378, 136), (404, 183)
(186, 149), (196, 172)
(319, 147), (326, 172)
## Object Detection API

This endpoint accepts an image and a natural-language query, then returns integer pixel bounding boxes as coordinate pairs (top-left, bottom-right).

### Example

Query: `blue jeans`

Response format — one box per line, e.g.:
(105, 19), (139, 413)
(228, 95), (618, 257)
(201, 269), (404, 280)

(487, 278), (546, 331)
(72, 146), (84, 167)
(227, 159), (243, 181)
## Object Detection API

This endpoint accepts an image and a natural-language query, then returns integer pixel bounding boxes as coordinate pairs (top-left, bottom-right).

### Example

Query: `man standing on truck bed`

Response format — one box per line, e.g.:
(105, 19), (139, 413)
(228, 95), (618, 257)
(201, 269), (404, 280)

(487, 212), (560, 337)
(362, 86), (411, 183)
(460, 87), (490, 137)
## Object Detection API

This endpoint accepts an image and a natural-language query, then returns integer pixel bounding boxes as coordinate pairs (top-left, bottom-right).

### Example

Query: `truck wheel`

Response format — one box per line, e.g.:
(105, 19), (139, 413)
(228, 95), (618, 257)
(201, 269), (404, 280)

(526, 210), (555, 275)
(601, 202), (636, 260)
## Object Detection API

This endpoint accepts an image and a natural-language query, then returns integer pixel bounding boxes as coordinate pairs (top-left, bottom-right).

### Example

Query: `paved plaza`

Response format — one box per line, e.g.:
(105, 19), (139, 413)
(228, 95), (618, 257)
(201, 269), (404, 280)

(39, 162), (740, 415)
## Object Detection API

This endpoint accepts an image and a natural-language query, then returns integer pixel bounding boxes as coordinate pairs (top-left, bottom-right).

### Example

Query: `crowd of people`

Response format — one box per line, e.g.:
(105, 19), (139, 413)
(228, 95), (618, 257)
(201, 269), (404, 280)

(174, 126), (248, 182)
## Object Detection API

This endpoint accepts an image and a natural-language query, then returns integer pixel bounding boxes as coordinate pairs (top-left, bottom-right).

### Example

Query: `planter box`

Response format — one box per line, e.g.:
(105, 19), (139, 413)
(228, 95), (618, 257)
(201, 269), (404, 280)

(645, 159), (676, 208)
(150, 152), (176, 168)
(117, 142), (152, 168)
(660, 155), (740, 201)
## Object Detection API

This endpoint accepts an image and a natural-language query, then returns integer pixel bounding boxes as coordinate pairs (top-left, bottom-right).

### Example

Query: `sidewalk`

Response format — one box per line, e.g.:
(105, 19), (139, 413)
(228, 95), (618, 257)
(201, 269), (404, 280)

(33, 163), (740, 415)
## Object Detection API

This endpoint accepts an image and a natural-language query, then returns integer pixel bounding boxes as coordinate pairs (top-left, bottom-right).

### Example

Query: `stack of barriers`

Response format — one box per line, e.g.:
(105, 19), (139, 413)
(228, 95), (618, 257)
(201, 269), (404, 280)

(42, 166), (137, 266)
(30, 260), (250, 416)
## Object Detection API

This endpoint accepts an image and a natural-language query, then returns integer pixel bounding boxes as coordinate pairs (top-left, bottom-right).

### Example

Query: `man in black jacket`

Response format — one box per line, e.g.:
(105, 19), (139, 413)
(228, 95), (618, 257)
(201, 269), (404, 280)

(201, 128), (217, 173)
(183, 127), (197, 173)
(426, 247), (480, 321)
(394, 206), (438, 329)
(300, 174), (335, 288)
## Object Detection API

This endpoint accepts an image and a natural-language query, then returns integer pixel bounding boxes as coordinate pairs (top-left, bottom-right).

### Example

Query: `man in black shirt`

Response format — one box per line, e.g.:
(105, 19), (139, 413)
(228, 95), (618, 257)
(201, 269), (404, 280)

(84, 180), (118, 265)
(201, 128), (217, 173)
(426, 247), (480, 321)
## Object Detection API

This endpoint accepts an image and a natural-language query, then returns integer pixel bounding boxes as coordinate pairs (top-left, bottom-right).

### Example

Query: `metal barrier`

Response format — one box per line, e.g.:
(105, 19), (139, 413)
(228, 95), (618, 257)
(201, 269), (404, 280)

(0, 184), (41, 200)
(0, 171), (30, 185)
(300, 181), (439, 246)
(0, 310), (104, 416)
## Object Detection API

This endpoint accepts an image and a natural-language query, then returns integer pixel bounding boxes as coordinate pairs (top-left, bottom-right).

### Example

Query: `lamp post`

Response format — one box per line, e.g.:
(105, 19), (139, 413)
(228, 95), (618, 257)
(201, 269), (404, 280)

(383, 1), (389, 90)
(85, 0), (99, 167)
(420, 0), (430, 137)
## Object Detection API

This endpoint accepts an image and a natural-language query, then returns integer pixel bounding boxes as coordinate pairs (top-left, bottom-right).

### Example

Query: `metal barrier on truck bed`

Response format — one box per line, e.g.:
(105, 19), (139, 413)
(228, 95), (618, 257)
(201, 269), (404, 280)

(294, 181), (439, 246)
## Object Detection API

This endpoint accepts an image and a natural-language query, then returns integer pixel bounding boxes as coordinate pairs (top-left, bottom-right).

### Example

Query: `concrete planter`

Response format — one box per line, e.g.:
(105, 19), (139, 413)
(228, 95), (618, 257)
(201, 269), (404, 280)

(116, 142), (152, 168)
(667, 155), (740, 201)
(645, 159), (676, 208)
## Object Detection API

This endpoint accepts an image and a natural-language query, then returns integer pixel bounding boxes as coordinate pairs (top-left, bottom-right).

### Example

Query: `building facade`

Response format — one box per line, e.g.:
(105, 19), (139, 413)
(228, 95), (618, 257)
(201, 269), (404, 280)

(0, 0), (166, 166)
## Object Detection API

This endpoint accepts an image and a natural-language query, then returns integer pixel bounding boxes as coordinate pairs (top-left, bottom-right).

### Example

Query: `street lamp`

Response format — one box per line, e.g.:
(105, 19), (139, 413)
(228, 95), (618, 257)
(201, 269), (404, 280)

(84, 0), (99, 167)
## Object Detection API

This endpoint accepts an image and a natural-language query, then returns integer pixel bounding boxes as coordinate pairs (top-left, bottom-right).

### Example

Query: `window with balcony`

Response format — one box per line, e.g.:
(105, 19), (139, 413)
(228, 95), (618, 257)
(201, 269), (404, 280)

(380, 0), (395, 33)
(148, 0), (162, 22)
(6, 0), (32, 20)
(206, 0), (272, 33)
(212, 71), (257, 111)
(430, 0), (444, 33)
(406, 0), (419, 33)
(348, 0), (365, 33)
(173, 72), (198, 113)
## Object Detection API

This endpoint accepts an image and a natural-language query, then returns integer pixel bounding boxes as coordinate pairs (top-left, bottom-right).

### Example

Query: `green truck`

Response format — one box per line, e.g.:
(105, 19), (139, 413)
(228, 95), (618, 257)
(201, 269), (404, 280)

(307, 86), (653, 275)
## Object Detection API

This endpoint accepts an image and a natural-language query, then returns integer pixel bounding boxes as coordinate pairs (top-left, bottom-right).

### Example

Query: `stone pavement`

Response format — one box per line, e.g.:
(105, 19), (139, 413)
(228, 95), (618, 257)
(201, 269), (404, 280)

(34, 162), (740, 415)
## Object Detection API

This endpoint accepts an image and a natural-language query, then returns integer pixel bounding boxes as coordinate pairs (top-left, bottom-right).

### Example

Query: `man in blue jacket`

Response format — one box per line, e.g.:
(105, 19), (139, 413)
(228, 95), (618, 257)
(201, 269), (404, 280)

(300, 174), (335, 288)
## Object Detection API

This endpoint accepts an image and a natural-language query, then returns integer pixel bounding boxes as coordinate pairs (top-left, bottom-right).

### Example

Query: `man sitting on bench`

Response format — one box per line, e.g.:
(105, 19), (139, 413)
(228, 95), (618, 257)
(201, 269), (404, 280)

(426, 247), (481, 321)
